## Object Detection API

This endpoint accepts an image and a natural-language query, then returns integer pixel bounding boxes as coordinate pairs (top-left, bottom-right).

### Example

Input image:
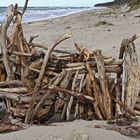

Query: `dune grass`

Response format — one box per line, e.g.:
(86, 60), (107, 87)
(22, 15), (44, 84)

(95, 21), (114, 27)
(129, 0), (140, 11)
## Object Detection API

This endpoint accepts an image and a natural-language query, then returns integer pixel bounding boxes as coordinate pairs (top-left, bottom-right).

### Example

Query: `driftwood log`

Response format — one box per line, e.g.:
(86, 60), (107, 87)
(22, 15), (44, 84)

(121, 36), (140, 110)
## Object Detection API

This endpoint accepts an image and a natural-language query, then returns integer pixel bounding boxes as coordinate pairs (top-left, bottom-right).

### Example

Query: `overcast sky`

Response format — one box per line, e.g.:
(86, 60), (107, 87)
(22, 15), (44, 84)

(0, 0), (113, 7)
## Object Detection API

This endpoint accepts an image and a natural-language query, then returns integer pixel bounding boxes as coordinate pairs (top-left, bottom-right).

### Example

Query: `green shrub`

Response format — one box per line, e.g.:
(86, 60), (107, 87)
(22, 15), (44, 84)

(129, 0), (140, 11)
(95, 21), (114, 26)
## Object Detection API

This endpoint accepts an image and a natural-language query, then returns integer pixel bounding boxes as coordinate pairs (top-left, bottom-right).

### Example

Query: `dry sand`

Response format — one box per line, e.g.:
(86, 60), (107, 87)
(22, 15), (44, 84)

(0, 120), (139, 140)
(22, 7), (140, 58)
(1, 7), (140, 140)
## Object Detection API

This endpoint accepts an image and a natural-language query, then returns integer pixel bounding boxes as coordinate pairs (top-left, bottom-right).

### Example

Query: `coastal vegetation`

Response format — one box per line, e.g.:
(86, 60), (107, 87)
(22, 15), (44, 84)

(129, 0), (140, 11)
(95, 0), (140, 11)
(95, 20), (114, 26)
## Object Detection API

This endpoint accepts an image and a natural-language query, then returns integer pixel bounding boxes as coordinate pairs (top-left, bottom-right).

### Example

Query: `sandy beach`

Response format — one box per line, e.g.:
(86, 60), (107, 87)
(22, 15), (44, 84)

(22, 7), (140, 58)
(1, 6), (140, 140)
(0, 120), (139, 140)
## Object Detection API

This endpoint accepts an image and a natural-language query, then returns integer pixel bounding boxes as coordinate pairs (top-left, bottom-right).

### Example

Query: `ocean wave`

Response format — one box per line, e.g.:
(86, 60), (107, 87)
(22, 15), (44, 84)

(0, 6), (90, 23)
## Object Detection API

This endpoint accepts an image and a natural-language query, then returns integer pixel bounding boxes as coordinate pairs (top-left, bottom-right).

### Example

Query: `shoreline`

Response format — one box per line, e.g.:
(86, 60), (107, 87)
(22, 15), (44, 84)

(22, 6), (140, 57)
(0, 6), (101, 25)
(22, 7), (104, 25)
(23, 8), (89, 24)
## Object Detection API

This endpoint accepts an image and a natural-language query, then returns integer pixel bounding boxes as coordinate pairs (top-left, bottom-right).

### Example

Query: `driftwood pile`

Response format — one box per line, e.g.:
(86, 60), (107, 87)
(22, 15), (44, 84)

(0, 1), (140, 135)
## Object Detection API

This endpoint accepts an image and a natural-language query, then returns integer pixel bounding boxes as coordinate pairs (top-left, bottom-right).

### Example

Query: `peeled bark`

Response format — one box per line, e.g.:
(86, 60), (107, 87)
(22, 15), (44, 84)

(94, 50), (113, 120)
(0, 5), (15, 80)
(122, 36), (140, 109)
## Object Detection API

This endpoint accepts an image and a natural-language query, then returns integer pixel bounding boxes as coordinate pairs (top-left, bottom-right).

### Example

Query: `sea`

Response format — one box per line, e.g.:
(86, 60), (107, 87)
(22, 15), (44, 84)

(0, 7), (91, 24)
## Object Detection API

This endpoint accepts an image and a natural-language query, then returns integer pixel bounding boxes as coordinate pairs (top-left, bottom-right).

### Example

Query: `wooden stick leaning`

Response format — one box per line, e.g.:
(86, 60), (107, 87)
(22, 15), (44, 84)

(94, 50), (113, 120)
(121, 37), (140, 110)
(85, 62), (104, 119)
(22, 0), (29, 16)
(66, 70), (79, 120)
(0, 5), (16, 80)
(55, 70), (73, 120)
(74, 73), (85, 119)
(25, 34), (71, 123)
(28, 70), (67, 123)
(48, 86), (94, 102)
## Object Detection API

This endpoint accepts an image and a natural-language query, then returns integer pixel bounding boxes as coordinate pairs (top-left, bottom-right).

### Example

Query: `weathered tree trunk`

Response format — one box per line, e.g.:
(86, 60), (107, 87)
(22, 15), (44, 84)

(0, 5), (16, 80)
(121, 36), (140, 110)
(94, 50), (113, 120)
